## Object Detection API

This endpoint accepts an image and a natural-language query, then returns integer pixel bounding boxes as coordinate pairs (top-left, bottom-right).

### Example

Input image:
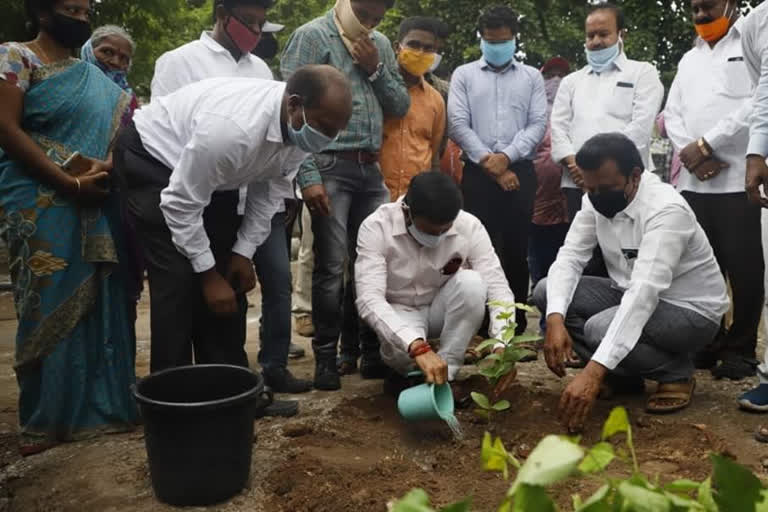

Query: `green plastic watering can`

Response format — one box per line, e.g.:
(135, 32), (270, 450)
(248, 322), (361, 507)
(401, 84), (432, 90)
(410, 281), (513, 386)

(397, 371), (455, 422)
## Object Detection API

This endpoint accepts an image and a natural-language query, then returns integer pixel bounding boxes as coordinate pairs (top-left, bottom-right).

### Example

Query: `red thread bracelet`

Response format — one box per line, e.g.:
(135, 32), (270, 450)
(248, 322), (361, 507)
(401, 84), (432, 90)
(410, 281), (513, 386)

(409, 343), (433, 359)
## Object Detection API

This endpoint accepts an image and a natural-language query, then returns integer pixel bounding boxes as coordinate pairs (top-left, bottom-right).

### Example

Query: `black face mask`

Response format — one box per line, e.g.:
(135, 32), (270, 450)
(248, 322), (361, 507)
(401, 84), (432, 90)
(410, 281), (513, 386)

(44, 12), (92, 49)
(588, 189), (628, 219)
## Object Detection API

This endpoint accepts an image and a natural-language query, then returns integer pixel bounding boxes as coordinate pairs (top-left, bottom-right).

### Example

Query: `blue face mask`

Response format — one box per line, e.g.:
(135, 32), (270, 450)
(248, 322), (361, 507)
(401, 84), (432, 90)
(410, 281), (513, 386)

(586, 40), (621, 73)
(481, 39), (516, 68)
(287, 106), (337, 153)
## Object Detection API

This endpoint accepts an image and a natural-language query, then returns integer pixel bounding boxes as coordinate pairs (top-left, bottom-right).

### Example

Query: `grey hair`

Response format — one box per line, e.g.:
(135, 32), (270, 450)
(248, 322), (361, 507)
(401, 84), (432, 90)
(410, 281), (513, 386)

(91, 25), (136, 54)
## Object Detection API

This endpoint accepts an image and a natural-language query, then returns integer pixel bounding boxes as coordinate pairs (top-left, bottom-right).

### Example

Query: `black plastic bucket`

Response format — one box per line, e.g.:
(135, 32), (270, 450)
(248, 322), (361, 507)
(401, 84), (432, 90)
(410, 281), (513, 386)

(133, 364), (273, 506)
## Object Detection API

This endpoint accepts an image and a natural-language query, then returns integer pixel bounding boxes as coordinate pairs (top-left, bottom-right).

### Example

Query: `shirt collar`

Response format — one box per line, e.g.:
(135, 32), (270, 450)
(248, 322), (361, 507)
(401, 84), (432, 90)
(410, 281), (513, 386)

(617, 172), (648, 220)
(480, 57), (517, 73)
(587, 51), (627, 74)
(200, 31), (230, 55)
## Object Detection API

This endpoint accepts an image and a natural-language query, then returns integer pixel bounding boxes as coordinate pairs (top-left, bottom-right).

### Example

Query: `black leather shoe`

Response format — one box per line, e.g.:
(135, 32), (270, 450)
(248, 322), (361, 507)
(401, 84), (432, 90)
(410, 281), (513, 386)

(314, 357), (341, 391)
(288, 342), (306, 359)
(359, 356), (389, 380)
(263, 368), (313, 394)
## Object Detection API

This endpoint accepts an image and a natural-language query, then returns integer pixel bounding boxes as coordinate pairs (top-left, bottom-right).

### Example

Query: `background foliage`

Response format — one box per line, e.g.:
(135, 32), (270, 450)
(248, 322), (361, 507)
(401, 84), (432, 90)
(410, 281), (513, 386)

(0, 0), (764, 96)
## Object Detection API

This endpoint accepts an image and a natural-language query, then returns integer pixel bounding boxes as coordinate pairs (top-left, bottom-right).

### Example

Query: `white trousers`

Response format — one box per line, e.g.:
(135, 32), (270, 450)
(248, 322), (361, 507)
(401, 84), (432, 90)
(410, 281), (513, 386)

(292, 206), (313, 316)
(380, 270), (488, 380)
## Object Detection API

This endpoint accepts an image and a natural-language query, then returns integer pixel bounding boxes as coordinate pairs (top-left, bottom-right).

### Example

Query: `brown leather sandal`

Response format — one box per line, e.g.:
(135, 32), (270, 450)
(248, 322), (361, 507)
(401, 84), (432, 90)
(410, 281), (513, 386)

(645, 378), (696, 414)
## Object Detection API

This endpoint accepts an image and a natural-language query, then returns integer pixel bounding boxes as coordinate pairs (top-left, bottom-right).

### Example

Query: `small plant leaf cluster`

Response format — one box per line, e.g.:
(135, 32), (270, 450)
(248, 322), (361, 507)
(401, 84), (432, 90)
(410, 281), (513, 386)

(391, 407), (768, 511)
(471, 301), (539, 422)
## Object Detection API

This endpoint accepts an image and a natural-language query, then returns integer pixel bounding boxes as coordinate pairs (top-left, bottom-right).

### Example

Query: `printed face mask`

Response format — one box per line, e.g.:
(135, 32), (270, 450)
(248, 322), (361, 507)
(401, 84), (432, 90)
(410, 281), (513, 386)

(225, 12), (262, 54)
(398, 47), (436, 77)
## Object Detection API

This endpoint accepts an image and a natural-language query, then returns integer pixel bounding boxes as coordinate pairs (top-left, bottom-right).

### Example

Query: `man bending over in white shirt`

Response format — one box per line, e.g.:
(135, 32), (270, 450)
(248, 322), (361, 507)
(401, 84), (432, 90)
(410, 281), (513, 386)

(355, 172), (515, 402)
(113, 65), (352, 375)
(533, 133), (728, 433)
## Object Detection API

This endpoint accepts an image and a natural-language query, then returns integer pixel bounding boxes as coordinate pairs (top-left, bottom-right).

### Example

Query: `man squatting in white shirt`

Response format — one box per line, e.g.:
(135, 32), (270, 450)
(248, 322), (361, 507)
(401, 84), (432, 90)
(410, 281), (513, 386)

(533, 133), (729, 433)
(355, 172), (516, 403)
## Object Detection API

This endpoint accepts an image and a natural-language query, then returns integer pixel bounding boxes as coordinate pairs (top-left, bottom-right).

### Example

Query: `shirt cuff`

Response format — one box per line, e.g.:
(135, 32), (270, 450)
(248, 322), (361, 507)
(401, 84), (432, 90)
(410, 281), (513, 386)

(190, 249), (216, 274)
(546, 300), (568, 319)
(396, 326), (424, 352)
(502, 145), (521, 165)
(747, 133), (768, 158)
(297, 168), (322, 189)
(591, 344), (621, 371)
(231, 238), (258, 261)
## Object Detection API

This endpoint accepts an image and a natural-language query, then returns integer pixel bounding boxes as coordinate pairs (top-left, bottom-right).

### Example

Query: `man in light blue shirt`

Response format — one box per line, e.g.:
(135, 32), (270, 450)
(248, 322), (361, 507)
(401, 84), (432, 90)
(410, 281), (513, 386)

(448, 4), (547, 334)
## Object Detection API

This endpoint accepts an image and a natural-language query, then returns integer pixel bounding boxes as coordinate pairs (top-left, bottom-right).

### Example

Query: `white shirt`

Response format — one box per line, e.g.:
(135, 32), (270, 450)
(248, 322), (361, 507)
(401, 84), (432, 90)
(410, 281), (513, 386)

(664, 18), (754, 194)
(133, 78), (307, 273)
(546, 173), (728, 370)
(355, 200), (515, 351)
(150, 31), (277, 215)
(550, 53), (664, 188)
(742, 1), (768, 157)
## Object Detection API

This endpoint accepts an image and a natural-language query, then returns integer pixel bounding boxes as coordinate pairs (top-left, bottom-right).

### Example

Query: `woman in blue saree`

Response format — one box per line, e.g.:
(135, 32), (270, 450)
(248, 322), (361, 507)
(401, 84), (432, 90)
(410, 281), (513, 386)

(0, 0), (138, 454)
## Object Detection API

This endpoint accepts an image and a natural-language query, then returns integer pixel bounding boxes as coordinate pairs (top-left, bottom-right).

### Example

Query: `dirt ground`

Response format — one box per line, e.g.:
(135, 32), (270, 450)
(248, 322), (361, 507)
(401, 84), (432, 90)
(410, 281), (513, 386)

(1, 282), (768, 511)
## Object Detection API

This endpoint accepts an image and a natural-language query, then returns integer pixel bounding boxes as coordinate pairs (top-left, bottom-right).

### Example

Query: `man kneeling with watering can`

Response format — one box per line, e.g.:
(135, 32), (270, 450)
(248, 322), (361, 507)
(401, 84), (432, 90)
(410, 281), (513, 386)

(355, 172), (515, 405)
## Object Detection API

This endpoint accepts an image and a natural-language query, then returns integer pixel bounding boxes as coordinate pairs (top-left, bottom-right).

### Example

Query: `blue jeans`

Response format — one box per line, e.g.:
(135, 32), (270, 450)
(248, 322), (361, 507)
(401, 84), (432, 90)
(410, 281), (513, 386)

(254, 211), (292, 371)
(310, 155), (390, 358)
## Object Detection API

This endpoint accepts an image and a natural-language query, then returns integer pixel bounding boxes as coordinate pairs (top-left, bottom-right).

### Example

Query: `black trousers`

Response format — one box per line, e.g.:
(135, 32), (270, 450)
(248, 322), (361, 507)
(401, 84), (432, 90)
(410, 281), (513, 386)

(681, 191), (764, 359)
(462, 160), (536, 333)
(113, 121), (248, 373)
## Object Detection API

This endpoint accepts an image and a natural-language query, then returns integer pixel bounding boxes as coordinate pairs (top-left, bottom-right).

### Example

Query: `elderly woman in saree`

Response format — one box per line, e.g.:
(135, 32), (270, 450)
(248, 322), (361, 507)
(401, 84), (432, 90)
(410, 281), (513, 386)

(80, 24), (139, 117)
(0, 0), (138, 455)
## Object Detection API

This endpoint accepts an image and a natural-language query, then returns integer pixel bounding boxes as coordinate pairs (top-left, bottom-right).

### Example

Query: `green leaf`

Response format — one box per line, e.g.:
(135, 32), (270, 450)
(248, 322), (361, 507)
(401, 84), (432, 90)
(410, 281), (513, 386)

(575, 484), (612, 512)
(475, 339), (502, 353)
(439, 498), (472, 512)
(482, 432), (510, 479)
(697, 478), (717, 512)
(577, 442), (615, 474)
(601, 406), (630, 441)
(663, 491), (705, 510)
(512, 484), (556, 512)
(392, 489), (435, 512)
(663, 479), (701, 493)
(514, 302), (536, 313)
(471, 392), (491, 409)
(473, 408), (490, 421)
(711, 453), (764, 512)
(482, 353), (503, 363)
(510, 334), (544, 345)
(496, 311), (514, 321)
(617, 481), (671, 512)
(501, 327), (516, 343)
(756, 489), (768, 512)
(491, 400), (511, 411)
(488, 300), (516, 309)
(480, 367), (499, 379)
(509, 435), (584, 495)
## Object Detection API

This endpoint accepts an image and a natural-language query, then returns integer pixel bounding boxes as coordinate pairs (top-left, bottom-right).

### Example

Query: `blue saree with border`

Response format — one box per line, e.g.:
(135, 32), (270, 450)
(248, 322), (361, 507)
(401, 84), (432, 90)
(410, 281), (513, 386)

(0, 58), (138, 442)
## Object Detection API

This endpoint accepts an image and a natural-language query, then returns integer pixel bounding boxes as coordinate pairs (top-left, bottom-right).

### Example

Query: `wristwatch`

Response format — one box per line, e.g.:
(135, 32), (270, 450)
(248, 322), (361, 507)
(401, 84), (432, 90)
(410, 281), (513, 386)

(697, 137), (712, 157)
(367, 62), (384, 82)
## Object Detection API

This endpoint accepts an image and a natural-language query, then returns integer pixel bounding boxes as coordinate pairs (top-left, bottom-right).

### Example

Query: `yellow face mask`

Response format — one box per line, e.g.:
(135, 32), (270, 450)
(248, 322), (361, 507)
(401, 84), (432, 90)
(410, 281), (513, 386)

(398, 47), (436, 77)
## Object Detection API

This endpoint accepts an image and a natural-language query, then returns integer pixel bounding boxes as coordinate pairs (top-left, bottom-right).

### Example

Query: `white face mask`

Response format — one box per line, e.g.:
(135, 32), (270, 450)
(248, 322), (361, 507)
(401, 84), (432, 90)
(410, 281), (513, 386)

(405, 207), (446, 248)
(428, 53), (443, 73)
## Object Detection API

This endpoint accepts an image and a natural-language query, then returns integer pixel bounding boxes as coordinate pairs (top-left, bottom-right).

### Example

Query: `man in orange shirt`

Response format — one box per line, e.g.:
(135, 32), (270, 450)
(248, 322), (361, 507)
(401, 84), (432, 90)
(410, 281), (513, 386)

(380, 17), (446, 201)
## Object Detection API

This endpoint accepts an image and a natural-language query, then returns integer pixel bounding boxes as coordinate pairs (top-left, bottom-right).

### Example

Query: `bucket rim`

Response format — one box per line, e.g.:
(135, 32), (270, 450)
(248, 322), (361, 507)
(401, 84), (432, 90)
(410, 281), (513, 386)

(133, 364), (263, 409)
(432, 382), (454, 421)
